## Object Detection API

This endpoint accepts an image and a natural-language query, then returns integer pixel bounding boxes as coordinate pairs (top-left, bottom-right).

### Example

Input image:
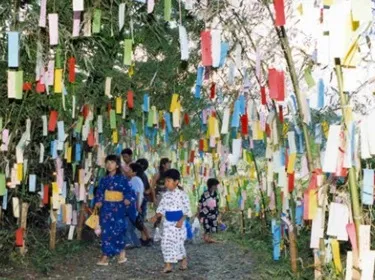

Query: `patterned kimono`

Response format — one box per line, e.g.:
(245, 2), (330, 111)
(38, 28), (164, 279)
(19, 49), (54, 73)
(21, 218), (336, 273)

(95, 174), (136, 257)
(157, 188), (192, 263)
(199, 191), (219, 234)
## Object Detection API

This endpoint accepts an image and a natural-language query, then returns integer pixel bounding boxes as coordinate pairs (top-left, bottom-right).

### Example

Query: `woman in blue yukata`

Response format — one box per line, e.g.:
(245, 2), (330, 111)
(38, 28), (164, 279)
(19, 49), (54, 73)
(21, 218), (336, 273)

(95, 155), (137, 266)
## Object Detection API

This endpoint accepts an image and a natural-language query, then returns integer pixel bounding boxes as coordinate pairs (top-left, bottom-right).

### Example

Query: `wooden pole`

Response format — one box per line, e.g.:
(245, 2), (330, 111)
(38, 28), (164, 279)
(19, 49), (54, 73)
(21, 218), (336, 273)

(49, 210), (57, 250)
(19, 202), (29, 256)
(76, 202), (86, 241)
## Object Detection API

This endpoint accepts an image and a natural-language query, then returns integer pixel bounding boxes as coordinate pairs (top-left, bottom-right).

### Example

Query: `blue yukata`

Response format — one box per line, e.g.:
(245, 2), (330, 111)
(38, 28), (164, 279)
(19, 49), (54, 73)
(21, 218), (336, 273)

(95, 174), (136, 257)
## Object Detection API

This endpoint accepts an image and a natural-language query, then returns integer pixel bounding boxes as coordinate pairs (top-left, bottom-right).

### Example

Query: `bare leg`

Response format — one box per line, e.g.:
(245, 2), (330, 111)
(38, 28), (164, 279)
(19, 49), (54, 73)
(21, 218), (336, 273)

(97, 255), (109, 266)
(180, 258), (188, 270)
(163, 262), (172, 273)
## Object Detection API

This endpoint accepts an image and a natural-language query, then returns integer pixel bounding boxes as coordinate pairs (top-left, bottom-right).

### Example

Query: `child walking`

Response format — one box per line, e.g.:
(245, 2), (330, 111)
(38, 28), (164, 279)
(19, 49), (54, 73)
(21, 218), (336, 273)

(198, 178), (220, 243)
(150, 169), (192, 273)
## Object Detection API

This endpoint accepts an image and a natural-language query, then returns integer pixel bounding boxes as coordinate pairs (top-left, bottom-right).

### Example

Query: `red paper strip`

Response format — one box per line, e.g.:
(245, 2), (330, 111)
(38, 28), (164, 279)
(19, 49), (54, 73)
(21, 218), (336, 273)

(184, 113), (190, 125)
(265, 123), (271, 137)
(187, 165), (190, 175)
(268, 69), (285, 101)
(127, 90), (134, 109)
(274, 0), (286, 27)
(199, 139), (204, 152)
(189, 150), (195, 163)
(36, 81), (45, 93)
(23, 82), (32, 91)
(161, 118), (166, 129)
(48, 111), (58, 132)
(87, 129), (95, 147)
(278, 105), (284, 123)
(43, 185), (49, 205)
(303, 189), (309, 220)
(346, 223), (358, 253)
(203, 167), (207, 177)
(260, 86), (266, 105)
(210, 83), (216, 99)
(201, 31), (212, 66)
(288, 172), (295, 193)
(82, 104), (89, 119)
(15, 228), (24, 247)
(241, 114), (248, 135)
(68, 57), (76, 83)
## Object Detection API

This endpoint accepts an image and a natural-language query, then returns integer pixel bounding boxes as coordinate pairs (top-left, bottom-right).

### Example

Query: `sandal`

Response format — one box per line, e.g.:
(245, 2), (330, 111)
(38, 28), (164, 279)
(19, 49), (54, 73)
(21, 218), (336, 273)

(96, 260), (109, 266)
(162, 268), (172, 274)
(118, 257), (128, 264)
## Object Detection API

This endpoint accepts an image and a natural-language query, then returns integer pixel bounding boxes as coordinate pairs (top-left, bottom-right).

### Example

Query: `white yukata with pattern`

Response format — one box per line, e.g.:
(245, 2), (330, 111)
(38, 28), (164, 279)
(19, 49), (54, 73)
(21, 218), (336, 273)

(157, 188), (192, 263)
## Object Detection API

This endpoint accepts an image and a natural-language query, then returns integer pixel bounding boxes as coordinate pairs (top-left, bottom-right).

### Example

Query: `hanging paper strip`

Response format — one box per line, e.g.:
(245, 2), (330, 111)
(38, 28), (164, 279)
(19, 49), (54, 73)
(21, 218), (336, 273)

(72, 11), (81, 37)
(124, 39), (133, 66)
(48, 111), (58, 132)
(39, 0), (47, 27)
(201, 31), (212, 66)
(211, 29), (221, 67)
(231, 100), (241, 128)
(218, 42), (229, 68)
(261, 86), (266, 105)
(127, 90), (134, 109)
(241, 114), (248, 135)
(362, 169), (374, 205)
(68, 57), (76, 83)
(164, 0), (172, 22)
(179, 25), (189, 61)
(8, 32), (19, 68)
(268, 68), (285, 101)
(48, 14), (59, 46)
(317, 79), (324, 108)
(210, 83), (216, 99)
(119, 3), (125, 30)
(92, 9), (101, 34)
(273, 0), (286, 26)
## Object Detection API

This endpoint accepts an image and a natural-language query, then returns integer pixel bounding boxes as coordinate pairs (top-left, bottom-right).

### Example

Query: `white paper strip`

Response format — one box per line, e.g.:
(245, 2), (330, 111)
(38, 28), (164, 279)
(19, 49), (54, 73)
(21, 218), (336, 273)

(322, 125), (340, 173)
(39, 0), (47, 27)
(97, 115), (103, 133)
(288, 131), (297, 153)
(221, 108), (230, 134)
(147, 0), (155, 13)
(68, 225), (75, 240)
(326, 202), (349, 241)
(361, 251), (375, 280)
(48, 14), (59, 46)
(39, 143), (44, 163)
(211, 29), (221, 68)
(105, 77), (112, 98)
(42, 115), (48, 136)
(179, 25), (189, 61)
(119, 3), (126, 30)
(345, 251), (353, 280)
(72, 11), (81, 37)
(83, 12), (92, 37)
(310, 208), (324, 249)
(73, 0), (84, 11)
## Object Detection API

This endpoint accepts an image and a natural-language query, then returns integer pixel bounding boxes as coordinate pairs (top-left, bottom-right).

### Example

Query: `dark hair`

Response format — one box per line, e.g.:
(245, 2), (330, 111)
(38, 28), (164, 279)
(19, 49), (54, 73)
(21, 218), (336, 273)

(129, 163), (143, 177)
(159, 158), (171, 174)
(121, 148), (133, 156)
(207, 178), (220, 190)
(164, 169), (180, 181)
(136, 158), (149, 171)
(105, 154), (122, 175)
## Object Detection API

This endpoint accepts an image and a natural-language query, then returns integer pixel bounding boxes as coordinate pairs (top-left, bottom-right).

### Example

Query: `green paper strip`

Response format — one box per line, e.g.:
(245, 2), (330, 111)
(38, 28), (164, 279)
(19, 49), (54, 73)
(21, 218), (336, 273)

(124, 39), (132, 66)
(147, 112), (153, 127)
(75, 116), (84, 134)
(92, 9), (102, 34)
(164, 0), (171, 22)
(15, 71), (23, 100)
(0, 174), (5, 196)
(55, 48), (62, 69)
(304, 67), (316, 88)
(110, 109), (116, 129)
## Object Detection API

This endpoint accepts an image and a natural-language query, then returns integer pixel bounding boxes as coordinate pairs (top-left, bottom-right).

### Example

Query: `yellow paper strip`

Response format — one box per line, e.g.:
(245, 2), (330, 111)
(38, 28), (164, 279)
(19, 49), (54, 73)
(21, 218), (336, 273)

(54, 69), (63, 93)
(331, 239), (342, 274)
(287, 153), (297, 174)
(52, 182), (59, 195)
(308, 189), (317, 220)
(112, 130), (118, 144)
(67, 146), (72, 163)
(17, 163), (23, 181)
(170, 94), (179, 113)
(116, 97), (122, 114)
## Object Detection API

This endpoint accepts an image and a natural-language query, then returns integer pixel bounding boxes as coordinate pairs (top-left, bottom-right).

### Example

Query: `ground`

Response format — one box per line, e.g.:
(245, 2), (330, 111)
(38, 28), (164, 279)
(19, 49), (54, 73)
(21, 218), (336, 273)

(1, 238), (255, 280)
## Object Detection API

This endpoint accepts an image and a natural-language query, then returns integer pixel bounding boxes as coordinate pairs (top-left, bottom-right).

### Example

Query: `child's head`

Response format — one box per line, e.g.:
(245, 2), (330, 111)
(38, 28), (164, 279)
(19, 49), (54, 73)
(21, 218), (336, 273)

(164, 169), (181, 191)
(129, 163), (143, 178)
(136, 158), (149, 172)
(105, 154), (121, 175)
(121, 148), (133, 164)
(207, 178), (220, 192)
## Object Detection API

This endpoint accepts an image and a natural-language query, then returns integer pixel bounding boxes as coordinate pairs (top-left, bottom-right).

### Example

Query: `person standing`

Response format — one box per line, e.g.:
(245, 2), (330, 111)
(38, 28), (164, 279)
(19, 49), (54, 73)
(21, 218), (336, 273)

(121, 148), (133, 178)
(94, 155), (136, 266)
(198, 178), (220, 243)
(150, 169), (192, 273)
(151, 158), (171, 229)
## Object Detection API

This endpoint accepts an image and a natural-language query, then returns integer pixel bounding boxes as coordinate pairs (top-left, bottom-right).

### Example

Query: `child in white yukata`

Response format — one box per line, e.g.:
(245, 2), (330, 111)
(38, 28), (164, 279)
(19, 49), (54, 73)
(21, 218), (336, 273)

(150, 169), (192, 273)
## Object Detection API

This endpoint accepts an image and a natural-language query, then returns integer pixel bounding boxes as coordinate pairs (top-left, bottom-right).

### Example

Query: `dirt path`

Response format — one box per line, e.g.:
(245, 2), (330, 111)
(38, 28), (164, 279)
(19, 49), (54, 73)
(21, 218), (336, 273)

(36, 239), (254, 280)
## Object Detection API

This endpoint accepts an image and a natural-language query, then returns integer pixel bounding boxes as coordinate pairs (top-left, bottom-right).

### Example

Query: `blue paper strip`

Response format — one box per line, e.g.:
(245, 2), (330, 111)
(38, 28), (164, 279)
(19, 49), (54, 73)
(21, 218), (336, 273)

(317, 79), (324, 109)
(29, 175), (36, 192)
(219, 42), (229, 68)
(131, 120), (137, 137)
(271, 219), (281, 261)
(164, 113), (172, 133)
(295, 205), (303, 225)
(143, 94), (149, 112)
(2, 189), (8, 210)
(231, 100), (241, 128)
(196, 66), (204, 86)
(315, 124), (322, 144)
(195, 85), (201, 99)
(75, 143), (81, 162)
(8, 32), (19, 68)
(362, 169), (374, 205)
(62, 182), (67, 198)
(51, 140), (58, 159)
(239, 95), (246, 115)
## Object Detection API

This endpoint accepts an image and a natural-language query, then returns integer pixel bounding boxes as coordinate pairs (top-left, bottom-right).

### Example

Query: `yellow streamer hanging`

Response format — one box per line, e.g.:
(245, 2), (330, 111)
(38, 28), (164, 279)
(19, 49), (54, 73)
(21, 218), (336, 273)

(116, 97), (123, 114)
(331, 239), (343, 274)
(112, 130), (118, 144)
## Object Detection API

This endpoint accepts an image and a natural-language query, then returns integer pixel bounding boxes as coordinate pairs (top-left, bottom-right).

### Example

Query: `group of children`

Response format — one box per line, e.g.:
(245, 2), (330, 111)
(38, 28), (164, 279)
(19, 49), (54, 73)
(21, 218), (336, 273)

(94, 149), (222, 273)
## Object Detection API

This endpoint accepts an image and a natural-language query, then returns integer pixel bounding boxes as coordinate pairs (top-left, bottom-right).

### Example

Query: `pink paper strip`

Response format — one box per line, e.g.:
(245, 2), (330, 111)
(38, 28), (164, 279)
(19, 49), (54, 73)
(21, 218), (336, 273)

(39, 0), (47, 27)
(48, 14), (59, 46)
(72, 12), (81, 37)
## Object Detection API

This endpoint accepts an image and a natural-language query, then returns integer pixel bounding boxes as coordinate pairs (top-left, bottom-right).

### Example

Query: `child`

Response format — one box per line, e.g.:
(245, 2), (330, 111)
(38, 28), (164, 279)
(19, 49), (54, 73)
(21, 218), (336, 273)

(150, 169), (192, 273)
(198, 178), (220, 243)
